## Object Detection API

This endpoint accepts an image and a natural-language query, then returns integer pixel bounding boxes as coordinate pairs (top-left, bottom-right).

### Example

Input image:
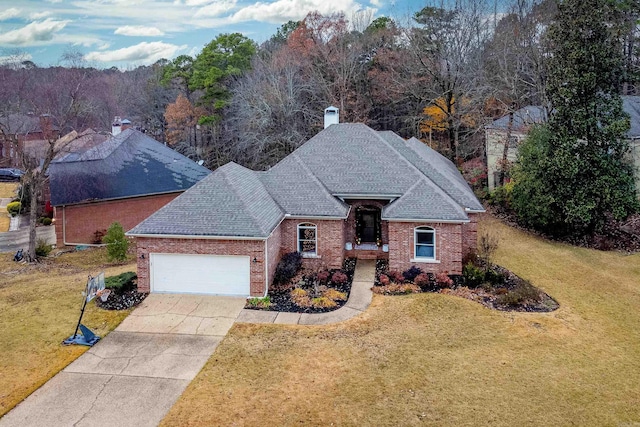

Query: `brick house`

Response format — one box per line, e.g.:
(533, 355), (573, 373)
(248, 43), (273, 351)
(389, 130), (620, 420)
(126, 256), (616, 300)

(49, 128), (210, 246)
(0, 113), (60, 168)
(128, 109), (485, 297)
(486, 96), (640, 192)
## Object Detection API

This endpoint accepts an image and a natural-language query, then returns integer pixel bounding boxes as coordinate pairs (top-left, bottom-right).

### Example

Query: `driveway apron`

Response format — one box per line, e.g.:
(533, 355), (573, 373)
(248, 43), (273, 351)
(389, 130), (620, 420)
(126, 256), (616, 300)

(0, 294), (246, 427)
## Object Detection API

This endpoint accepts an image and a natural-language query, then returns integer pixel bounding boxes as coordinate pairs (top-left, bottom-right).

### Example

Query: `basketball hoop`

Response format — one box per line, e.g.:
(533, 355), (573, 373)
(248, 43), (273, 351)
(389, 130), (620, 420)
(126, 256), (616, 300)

(97, 288), (111, 302)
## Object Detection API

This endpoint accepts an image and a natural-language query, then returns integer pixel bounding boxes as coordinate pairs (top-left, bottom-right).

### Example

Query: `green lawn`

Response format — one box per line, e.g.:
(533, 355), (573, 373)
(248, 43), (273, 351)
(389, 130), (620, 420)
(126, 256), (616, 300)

(161, 215), (640, 426)
(0, 248), (136, 417)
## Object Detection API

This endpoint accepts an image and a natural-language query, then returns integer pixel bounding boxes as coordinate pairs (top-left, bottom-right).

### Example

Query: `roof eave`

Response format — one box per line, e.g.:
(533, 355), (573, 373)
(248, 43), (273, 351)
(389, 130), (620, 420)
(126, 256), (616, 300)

(125, 232), (268, 241)
(381, 217), (470, 224)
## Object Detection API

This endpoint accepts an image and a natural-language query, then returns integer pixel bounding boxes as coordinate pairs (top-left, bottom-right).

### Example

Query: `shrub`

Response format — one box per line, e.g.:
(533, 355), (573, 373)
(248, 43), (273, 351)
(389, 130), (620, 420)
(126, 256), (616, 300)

(463, 262), (485, 288)
(373, 283), (420, 295)
(247, 296), (271, 309)
(93, 229), (107, 244)
(103, 222), (129, 262)
(387, 270), (405, 283)
(105, 272), (137, 294)
(323, 288), (347, 301)
(485, 269), (506, 286)
(331, 271), (348, 285)
(477, 231), (499, 270)
(317, 270), (330, 283)
(379, 274), (390, 286)
(496, 282), (541, 307)
(402, 266), (423, 282)
(311, 296), (337, 308)
(273, 252), (303, 285)
(435, 271), (454, 288)
(42, 217), (52, 226)
(414, 273), (431, 289)
(35, 238), (53, 257)
(6, 201), (21, 216)
(290, 287), (311, 307)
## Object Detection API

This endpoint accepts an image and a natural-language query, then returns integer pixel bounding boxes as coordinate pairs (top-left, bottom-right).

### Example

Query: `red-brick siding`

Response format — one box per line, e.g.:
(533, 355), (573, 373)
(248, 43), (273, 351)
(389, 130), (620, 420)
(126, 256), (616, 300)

(54, 193), (178, 246)
(388, 222), (463, 275)
(265, 224), (282, 286)
(279, 219), (344, 270)
(461, 213), (479, 258)
(135, 237), (266, 296)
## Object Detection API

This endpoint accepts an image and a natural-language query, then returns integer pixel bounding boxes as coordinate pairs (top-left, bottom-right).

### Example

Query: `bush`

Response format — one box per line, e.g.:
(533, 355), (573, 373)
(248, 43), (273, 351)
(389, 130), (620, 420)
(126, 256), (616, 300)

(496, 282), (541, 307)
(331, 271), (348, 285)
(290, 287), (311, 307)
(105, 272), (137, 294)
(103, 222), (129, 262)
(247, 296), (271, 309)
(414, 273), (431, 289)
(323, 288), (347, 301)
(42, 217), (52, 226)
(373, 283), (420, 295)
(387, 270), (405, 283)
(485, 269), (506, 286)
(317, 270), (330, 283)
(463, 262), (485, 288)
(273, 252), (303, 285)
(35, 238), (53, 257)
(311, 296), (337, 308)
(6, 201), (21, 216)
(435, 271), (454, 288)
(379, 274), (390, 286)
(402, 266), (423, 282)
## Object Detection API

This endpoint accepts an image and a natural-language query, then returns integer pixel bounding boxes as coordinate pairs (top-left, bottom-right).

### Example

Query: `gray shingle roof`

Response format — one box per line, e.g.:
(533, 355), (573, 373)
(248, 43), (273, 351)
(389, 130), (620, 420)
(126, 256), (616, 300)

(260, 154), (349, 217)
(49, 129), (210, 206)
(129, 123), (485, 238)
(488, 106), (547, 131)
(128, 162), (283, 238)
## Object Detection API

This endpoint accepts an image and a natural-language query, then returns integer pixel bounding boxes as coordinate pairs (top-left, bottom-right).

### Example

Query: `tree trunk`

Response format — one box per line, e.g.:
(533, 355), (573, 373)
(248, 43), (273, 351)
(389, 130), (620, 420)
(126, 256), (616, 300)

(28, 178), (39, 260)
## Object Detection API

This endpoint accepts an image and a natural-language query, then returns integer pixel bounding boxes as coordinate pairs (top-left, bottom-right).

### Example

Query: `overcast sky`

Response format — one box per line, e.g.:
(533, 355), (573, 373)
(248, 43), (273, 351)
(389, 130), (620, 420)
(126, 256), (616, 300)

(0, 0), (419, 68)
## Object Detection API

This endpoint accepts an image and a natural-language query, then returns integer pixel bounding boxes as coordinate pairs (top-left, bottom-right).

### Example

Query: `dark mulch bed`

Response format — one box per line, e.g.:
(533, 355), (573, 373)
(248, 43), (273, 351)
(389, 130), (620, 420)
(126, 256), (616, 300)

(96, 288), (148, 310)
(489, 206), (640, 253)
(374, 259), (558, 313)
(248, 258), (357, 313)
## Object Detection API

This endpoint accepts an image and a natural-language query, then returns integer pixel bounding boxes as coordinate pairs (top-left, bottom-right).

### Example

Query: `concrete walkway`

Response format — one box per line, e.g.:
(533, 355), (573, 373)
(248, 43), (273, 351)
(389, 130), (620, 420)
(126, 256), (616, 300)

(0, 295), (246, 427)
(236, 258), (376, 325)
(0, 222), (56, 253)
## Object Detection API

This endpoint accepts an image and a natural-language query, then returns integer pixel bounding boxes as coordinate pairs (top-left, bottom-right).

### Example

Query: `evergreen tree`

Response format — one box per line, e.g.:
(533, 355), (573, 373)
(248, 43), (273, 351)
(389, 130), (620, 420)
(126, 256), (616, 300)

(512, 0), (638, 235)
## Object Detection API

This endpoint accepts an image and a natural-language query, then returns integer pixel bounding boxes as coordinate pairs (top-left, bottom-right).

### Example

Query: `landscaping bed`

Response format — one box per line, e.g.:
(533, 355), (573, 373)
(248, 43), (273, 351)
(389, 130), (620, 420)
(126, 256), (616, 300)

(245, 254), (356, 313)
(373, 258), (558, 312)
(95, 271), (148, 310)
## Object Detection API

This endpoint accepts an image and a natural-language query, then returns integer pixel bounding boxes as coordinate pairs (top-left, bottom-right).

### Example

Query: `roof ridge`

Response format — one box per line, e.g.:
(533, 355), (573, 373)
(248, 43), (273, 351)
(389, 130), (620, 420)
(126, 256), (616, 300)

(384, 176), (468, 220)
(290, 153), (348, 211)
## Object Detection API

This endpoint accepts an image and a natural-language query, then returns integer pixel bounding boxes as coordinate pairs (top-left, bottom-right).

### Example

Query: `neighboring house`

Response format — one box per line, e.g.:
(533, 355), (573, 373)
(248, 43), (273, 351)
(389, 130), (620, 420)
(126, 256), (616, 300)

(486, 96), (640, 192)
(49, 128), (210, 246)
(128, 109), (485, 297)
(0, 113), (61, 167)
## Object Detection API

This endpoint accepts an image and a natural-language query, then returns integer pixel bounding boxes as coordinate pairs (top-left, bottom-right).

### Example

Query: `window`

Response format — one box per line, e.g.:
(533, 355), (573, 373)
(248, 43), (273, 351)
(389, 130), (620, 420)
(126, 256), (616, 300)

(414, 227), (435, 260)
(297, 223), (317, 256)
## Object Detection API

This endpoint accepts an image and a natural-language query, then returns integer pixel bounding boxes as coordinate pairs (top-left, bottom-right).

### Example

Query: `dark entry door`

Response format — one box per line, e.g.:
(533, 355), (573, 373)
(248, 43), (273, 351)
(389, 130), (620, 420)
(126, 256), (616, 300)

(361, 212), (376, 242)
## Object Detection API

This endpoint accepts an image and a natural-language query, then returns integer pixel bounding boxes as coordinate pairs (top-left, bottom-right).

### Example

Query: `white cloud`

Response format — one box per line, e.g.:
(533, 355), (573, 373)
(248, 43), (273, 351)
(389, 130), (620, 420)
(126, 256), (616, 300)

(30, 11), (53, 20)
(370, 0), (382, 6)
(114, 25), (165, 36)
(85, 41), (187, 64)
(228, 0), (362, 23)
(195, 0), (238, 17)
(45, 0), (64, 3)
(175, 0), (217, 5)
(0, 8), (21, 21)
(0, 19), (71, 46)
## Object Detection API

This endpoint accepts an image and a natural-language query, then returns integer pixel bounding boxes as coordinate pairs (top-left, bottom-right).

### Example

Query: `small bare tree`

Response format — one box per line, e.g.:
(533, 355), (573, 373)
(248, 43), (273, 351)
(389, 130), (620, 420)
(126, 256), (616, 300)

(477, 230), (499, 271)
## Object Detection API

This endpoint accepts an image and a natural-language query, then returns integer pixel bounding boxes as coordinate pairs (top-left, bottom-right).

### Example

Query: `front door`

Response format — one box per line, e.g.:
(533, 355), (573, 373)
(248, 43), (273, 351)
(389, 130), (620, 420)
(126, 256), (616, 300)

(356, 207), (381, 243)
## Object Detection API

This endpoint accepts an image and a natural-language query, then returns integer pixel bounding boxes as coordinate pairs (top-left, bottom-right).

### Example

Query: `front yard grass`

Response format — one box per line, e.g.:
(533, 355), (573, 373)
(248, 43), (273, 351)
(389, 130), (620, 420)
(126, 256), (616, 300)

(0, 248), (136, 417)
(162, 215), (640, 426)
(0, 183), (18, 199)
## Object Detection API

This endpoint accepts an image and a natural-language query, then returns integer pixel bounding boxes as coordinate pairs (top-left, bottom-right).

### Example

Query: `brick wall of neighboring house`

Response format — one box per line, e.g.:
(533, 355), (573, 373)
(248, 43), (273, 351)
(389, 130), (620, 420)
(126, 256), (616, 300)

(265, 224), (282, 287)
(387, 221), (463, 275)
(135, 237), (266, 296)
(461, 214), (479, 258)
(54, 193), (178, 246)
(279, 218), (344, 270)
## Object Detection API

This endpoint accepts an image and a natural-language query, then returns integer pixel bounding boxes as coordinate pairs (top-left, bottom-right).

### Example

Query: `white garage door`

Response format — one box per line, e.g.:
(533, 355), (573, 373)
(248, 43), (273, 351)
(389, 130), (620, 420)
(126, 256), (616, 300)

(150, 253), (250, 296)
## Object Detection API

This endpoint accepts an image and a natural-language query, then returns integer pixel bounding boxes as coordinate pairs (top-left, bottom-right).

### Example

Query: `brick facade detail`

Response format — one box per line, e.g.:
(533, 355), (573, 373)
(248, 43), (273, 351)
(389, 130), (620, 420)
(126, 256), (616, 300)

(135, 237), (267, 296)
(387, 221), (463, 275)
(279, 218), (344, 270)
(54, 193), (178, 246)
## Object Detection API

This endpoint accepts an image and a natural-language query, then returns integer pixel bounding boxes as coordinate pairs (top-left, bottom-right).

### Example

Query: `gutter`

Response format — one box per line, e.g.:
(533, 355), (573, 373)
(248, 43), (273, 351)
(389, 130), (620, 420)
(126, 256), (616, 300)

(125, 232), (267, 241)
(382, 217), (470, 224)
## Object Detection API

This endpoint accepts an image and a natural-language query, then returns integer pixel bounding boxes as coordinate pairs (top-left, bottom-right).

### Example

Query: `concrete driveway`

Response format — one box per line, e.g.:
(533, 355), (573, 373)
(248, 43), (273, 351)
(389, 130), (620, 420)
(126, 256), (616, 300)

(0, 294), (246, 427)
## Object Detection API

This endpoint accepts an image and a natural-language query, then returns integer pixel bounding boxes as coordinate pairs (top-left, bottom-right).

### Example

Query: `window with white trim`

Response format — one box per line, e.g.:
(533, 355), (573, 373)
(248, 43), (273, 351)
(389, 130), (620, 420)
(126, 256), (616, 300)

(414, 227), (435, 260)
(297, 223), (317, 256)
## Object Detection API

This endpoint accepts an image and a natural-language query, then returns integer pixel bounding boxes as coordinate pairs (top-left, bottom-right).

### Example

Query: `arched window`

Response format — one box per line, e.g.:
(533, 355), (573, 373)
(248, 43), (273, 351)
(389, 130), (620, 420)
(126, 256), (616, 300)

(297, 223), (317, 256)
(414, 226), (435, 260)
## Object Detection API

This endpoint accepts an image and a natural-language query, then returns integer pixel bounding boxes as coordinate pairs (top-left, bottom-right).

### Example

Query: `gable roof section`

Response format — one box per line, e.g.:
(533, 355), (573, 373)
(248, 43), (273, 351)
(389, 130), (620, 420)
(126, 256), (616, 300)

(260, 154), (349, 218)
(487, 106), (546, 131)
(49, 129), (210, 206)
(129, 162), (283, 238)
(293, 123), (420, 196)
(382, 179), (469, 221)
